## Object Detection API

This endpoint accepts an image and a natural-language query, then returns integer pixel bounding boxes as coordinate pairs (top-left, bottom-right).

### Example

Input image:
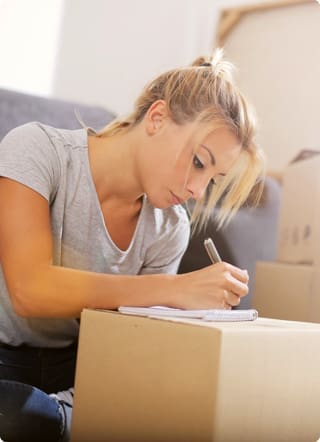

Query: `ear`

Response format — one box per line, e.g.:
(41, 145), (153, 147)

(145, 100), (168, 135)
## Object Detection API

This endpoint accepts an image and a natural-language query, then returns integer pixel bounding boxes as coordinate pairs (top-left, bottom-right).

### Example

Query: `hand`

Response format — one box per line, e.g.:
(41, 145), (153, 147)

(173, 262), (249, 310)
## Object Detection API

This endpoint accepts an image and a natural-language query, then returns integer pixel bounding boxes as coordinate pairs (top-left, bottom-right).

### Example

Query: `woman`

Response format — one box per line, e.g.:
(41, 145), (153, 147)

(0, 49), (264, 441)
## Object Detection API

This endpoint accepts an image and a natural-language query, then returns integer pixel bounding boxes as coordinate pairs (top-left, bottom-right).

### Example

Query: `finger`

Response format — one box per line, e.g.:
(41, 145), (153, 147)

(222, 301), (232, 310)
(224, 275), (248, 297)
(224, 291), (241, 307)
(221, 295), (233, 309)
(228, 266), (249, 284)
(218, 262), (249, 284)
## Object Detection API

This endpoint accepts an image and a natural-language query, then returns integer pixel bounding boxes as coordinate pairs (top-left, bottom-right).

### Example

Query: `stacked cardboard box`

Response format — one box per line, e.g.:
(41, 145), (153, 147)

(253, 151), (320, 321)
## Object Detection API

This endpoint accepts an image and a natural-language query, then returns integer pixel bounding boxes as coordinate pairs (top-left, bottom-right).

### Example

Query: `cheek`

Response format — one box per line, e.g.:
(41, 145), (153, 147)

(146, 158), (176, 191)
(151, 153), (187, 187)
(147, 136), (194, 189)
(172, 149), (193, 185)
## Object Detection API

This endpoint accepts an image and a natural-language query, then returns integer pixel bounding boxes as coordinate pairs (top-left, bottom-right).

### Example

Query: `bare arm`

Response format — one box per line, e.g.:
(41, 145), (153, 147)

(0, 178), (248, 318)
(0, 178), (178, 318)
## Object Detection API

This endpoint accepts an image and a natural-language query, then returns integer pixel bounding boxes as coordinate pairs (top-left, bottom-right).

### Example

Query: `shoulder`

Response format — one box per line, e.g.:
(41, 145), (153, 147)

(1, 122), (47, 145)
(1, 122), (87, 151)
(0, 122), (59, 158)
(0, 123), (88, 204)
(0, 123), (66, 201)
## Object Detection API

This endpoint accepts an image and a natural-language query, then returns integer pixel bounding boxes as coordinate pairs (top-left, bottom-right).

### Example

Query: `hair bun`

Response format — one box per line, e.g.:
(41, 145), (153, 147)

(191, 48), (234, 81)
(191, 56), (211, 67)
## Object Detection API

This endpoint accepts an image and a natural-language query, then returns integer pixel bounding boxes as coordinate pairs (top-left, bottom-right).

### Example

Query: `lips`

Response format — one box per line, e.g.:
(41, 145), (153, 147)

(171, 192), (183, 205)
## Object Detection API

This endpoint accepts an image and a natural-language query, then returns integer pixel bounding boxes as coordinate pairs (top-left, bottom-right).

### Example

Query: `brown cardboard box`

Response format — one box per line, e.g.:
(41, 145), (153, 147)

(277, 152), (320, 264)
(71, 309), (320, 442)
(253, 261), (320, 322)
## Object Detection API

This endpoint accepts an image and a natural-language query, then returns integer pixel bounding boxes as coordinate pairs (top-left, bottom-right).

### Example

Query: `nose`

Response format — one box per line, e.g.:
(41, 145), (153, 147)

(186, 177), (209, 201)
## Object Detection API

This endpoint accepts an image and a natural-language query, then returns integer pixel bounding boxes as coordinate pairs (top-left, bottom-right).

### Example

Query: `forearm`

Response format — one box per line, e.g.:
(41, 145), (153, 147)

(11, 264), (179, 318)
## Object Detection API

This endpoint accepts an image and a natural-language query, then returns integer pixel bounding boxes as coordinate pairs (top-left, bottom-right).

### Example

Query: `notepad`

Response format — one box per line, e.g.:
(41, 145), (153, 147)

(118, 306), (258, 322)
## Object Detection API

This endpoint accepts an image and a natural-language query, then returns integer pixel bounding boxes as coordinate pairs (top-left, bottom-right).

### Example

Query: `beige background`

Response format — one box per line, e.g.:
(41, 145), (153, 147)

(221, 1), (320, 173)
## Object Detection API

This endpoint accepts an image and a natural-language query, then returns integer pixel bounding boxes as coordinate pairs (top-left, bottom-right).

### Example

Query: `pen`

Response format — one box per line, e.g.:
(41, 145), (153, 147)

(204, 237), (222, 263)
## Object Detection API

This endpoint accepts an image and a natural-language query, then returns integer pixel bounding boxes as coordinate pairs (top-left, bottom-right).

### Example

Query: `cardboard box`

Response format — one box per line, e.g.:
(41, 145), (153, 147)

(253, 261), (320, 322)
(277, 152), (320, 264)
(71, 309), (320, 442)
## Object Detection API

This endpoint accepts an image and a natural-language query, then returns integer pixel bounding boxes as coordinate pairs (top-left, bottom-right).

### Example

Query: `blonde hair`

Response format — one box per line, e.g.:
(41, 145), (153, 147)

(95, 48), (265, 230)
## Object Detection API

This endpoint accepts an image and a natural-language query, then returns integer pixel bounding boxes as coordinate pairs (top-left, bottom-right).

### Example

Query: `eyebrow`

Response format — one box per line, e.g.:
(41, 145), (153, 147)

(200, 144), (226, 176)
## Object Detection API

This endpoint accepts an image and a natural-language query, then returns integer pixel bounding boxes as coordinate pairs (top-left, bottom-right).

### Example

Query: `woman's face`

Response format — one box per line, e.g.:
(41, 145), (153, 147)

(141, 117), (242, 209)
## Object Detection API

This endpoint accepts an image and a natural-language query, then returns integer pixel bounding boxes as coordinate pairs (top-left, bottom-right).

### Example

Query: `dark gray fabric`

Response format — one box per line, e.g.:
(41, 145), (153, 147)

(178, 177), (282, 308)
(0, 88), (115, 141)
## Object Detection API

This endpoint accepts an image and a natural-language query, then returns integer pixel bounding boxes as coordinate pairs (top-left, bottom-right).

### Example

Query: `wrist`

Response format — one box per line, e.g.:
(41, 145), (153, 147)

(163, 273), (189, 309)
(136, 273), (183, 309)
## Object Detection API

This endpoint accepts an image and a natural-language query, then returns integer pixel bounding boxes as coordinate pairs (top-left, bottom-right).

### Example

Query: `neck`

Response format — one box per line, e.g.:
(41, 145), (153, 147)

(88, 126), (144, 205)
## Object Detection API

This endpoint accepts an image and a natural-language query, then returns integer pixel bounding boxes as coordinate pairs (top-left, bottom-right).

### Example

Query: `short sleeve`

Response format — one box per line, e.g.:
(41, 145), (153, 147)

(0, 122), (61, 202)
(140, 211), (190, 275)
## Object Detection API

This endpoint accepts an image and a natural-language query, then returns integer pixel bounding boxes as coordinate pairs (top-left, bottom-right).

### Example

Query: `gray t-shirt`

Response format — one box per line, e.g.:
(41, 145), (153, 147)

(0, 122), (190, 347)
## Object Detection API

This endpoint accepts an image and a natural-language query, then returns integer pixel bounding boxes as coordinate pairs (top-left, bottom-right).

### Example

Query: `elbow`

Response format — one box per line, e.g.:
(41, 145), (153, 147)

(9, 280), (43, 318)
(4, 262), (53, 318)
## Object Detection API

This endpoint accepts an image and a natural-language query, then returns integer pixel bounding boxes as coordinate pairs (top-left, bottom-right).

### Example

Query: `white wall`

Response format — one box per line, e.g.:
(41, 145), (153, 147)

(0, 0), (258, 113)
(0, 0), (63, 96)
(222, 2), (320, 172)
(52, 0), (262, 115)
(52, 0), (220, 115)
(1, 0), (318, 171)
(0, 0), (226, 113)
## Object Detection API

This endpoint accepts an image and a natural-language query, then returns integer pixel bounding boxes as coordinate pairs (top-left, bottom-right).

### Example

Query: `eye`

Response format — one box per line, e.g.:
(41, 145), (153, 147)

(193, 155), (204, 169)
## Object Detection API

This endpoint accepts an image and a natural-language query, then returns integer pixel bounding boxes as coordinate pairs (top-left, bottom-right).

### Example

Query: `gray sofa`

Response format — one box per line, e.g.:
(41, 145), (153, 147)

(0, 88), (114, 139)
(0, 88), (281, 308)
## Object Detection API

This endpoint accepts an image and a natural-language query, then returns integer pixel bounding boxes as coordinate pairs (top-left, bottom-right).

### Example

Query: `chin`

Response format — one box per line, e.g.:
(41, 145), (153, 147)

(147, 195), (171, 209)
(152, 201), (171, 209)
